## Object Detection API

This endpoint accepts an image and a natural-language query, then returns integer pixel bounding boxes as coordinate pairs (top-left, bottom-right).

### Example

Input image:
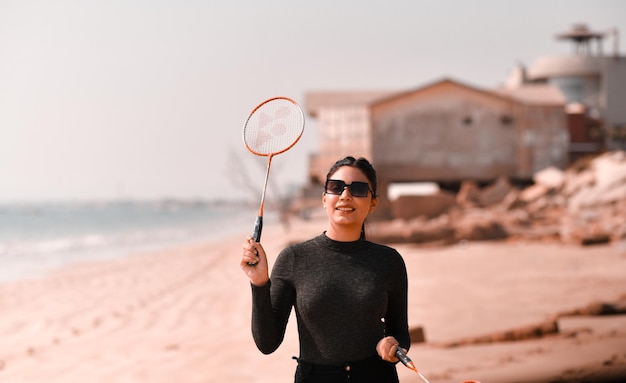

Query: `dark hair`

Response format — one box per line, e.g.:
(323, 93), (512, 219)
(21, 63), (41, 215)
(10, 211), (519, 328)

(325, 156), (377, 198)
(325, 156), (378, 240)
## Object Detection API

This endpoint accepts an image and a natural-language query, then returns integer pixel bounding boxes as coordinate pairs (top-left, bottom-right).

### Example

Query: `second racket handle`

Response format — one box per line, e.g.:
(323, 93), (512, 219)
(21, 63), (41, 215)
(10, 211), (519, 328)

(395, 347), (412, 367)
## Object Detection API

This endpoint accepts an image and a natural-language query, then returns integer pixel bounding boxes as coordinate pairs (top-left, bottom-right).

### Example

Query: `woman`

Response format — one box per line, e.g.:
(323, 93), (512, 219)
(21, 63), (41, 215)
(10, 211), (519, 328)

(241, 156), (410, 383)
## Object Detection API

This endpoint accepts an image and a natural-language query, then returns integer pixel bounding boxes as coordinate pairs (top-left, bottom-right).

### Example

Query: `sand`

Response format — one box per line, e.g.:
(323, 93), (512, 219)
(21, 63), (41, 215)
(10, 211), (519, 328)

(1, 216), (625, 383)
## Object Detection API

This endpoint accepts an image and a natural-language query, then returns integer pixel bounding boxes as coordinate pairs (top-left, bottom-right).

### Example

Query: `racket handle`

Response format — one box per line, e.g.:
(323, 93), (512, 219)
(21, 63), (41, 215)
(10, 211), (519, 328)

(395, 347), (416, 371)
(252, 215), (263, 242)
(247, 216), (263, 266)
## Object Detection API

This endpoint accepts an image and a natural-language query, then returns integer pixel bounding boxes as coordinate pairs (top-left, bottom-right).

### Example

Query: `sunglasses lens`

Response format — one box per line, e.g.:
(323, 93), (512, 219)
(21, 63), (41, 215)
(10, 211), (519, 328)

(349, 182), (370, 197)
(326, 180), (346, 195)
(325, 180), (371, 197)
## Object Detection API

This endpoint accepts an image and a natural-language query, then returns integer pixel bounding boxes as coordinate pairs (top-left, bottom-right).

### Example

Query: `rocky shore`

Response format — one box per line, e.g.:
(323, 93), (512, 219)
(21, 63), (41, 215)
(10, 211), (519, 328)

(369, 151), (626, 248)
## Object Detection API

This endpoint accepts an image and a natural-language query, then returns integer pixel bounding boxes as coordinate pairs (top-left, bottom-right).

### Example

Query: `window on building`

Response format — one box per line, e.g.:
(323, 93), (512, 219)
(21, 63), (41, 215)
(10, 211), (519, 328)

(500, 115), (514, 126)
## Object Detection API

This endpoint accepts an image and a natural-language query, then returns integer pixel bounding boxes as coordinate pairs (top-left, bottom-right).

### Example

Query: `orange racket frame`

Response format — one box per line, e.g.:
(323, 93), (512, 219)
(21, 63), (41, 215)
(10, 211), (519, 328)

(242, 97), (305, 248)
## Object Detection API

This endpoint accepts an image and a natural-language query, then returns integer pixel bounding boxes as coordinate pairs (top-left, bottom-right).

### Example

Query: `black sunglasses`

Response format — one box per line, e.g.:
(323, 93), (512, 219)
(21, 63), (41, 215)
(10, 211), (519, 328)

(325, 179), (373, 198)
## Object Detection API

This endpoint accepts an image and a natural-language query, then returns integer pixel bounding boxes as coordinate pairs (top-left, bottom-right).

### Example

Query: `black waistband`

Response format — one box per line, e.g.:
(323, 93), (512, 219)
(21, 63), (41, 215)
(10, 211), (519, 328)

(294, 354), (380, 372)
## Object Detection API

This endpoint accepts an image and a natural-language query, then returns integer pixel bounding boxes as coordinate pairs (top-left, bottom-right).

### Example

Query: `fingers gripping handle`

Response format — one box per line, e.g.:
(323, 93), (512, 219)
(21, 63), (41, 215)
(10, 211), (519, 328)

(247, 216), (263, 266)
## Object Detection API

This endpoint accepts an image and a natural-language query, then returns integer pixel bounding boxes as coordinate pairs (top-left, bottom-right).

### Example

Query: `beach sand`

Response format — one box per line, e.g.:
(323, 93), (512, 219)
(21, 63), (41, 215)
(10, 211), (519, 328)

(1, 216), (625, 383)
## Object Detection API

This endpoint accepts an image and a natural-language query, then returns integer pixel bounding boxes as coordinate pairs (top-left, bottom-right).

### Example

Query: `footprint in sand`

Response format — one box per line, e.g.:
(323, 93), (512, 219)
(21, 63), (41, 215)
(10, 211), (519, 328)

(92, 317), (102, 328)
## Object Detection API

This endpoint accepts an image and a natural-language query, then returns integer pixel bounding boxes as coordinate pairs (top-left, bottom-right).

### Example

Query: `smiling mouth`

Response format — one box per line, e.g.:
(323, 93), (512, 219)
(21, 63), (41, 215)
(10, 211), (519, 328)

(336, 207), (355, 212)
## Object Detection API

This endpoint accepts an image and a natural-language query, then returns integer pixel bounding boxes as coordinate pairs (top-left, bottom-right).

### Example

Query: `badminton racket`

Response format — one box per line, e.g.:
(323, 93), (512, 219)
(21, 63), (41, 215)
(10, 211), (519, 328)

(243, 96), (305, 264)
(396, 348), (430, 383)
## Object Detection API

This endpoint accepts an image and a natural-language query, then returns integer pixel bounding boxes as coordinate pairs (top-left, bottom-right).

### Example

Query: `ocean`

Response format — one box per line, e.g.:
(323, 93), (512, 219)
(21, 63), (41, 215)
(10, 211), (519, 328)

(0, 200), (263, 282)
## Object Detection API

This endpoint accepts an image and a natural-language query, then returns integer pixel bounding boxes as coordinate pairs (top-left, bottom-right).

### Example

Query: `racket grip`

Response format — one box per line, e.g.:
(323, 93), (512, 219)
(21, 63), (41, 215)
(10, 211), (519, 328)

(395, 347), (413, 368)
(252, 215), (263, 242)
(247, 216), (263, 267)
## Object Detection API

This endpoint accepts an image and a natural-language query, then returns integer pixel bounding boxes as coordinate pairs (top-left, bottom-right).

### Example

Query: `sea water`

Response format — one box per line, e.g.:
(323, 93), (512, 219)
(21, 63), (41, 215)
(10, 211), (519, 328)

(0, 200), (263, 282)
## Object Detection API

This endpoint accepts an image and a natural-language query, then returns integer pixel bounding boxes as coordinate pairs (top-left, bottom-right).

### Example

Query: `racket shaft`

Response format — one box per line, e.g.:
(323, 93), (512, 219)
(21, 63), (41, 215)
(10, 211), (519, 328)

(252, 155), (271, 242)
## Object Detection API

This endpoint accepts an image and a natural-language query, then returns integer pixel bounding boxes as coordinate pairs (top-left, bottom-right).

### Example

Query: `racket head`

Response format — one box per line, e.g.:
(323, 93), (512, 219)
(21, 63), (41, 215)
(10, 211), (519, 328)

(243, 97), (305, 157)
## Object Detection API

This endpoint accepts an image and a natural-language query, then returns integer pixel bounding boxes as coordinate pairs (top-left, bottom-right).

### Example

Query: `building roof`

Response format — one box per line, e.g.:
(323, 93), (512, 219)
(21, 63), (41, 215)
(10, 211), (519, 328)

(305, 77), (565, 116)
(305, 90), (397, 117)
(492, 84), (566, 106)
(370, 77), (509, 107)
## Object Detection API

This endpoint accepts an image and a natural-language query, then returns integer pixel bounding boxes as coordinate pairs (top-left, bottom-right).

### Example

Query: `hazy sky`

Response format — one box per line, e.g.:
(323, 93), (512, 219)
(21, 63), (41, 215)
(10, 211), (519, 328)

(1, 0), (625, 203)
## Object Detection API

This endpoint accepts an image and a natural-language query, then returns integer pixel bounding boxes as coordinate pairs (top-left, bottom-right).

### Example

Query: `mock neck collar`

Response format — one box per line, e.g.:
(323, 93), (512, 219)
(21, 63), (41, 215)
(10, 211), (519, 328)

(318, 232), (365, 252)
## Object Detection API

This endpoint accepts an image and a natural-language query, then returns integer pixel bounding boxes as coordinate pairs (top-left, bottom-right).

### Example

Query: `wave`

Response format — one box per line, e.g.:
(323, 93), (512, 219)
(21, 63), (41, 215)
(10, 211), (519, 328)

(0, 200), (262, 281)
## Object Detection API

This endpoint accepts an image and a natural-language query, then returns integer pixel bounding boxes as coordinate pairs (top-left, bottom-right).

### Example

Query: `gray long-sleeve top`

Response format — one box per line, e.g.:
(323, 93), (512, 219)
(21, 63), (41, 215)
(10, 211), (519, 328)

(251, 233), (410, 365)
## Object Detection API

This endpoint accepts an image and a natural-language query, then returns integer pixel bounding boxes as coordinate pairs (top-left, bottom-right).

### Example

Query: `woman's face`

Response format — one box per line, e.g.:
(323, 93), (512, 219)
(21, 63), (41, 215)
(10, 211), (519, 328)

(322, 166), (377, 233)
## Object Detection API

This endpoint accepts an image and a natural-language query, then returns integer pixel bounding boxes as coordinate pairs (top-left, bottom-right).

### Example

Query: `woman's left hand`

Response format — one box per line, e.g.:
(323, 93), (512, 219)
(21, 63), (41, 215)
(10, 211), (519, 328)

(376, 336), (401, 363)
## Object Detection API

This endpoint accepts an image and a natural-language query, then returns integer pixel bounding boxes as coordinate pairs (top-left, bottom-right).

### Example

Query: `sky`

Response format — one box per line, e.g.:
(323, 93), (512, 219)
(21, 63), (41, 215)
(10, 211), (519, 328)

(1, 0), (625, 203)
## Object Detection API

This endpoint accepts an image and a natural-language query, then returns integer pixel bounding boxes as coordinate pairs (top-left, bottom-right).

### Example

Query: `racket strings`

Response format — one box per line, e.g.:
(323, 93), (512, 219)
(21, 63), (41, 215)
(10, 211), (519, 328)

(244, 99), (304, 155)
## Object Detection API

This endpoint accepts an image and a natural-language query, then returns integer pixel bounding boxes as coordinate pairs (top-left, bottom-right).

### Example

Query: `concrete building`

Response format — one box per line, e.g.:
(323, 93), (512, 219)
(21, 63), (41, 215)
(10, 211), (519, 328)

(302, 23), (624, 218)
(506, 23), (626, 159)
(306, 78), (568, 217)
(307, 78), (568, 182)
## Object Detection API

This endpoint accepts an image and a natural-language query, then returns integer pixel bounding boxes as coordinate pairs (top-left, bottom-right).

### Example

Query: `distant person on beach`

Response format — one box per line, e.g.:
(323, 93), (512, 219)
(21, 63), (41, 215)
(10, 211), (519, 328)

(240, 156), (410, 383)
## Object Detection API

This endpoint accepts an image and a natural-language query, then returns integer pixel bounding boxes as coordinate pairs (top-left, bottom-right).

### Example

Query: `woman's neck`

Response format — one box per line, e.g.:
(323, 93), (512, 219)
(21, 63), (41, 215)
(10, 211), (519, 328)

(325, 226), (362, 242)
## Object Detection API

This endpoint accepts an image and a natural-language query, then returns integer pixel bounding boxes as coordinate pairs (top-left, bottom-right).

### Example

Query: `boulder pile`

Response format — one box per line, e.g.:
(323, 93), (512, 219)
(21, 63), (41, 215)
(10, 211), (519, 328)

(369, 150), (626, 246)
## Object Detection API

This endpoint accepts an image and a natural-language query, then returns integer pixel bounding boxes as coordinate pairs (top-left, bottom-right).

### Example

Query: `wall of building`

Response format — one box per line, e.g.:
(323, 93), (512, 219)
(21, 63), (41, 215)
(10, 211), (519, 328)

(603, 58), (626, 125)
(514, 104), (569, 177)
(309, 106), (372, 183)
(304, 82), (569, 220)
(370, 84), (519, 182)
(525, 54), (626, 152)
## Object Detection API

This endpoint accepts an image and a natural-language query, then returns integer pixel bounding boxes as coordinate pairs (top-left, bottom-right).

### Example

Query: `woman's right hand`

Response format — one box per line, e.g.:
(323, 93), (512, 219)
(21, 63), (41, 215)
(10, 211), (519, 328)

(240, 236), (269, 286)
(376, 336), (401, 363)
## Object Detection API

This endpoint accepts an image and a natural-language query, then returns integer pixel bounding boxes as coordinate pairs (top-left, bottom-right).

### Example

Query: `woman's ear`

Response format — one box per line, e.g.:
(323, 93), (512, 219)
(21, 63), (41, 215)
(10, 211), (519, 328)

(369, 196), (378, 213)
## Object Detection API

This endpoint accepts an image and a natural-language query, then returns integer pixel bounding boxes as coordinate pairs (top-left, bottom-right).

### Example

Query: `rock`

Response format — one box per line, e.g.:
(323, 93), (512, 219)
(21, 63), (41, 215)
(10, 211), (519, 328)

(518, 183), (550, 204)
(556, 296), (626, 316)
(478, 176), (513, 207)
(497, 189), (521, 211)
(600, 182), (626, 205)
(441, 320), (559, 347)
(367, 219), (414, 243)
(456, 180), (481, 207)
(369, 150), (626, 247)
(409, 326), (426, 344)
(368, 217), (456, 244)
(568, 151), (626, 211)
(453, 211), (508, 242)
(390, 191), (457, 220)
(580, 231), (612, 246)
(534, 166), (566, 190)
(594, 150), (626, 192)
(562, 168), (594, 198)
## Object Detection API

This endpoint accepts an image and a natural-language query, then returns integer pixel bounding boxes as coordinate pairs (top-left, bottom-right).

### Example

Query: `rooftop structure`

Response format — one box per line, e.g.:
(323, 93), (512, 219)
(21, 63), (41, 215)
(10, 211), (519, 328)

(507, 23), (626, 155)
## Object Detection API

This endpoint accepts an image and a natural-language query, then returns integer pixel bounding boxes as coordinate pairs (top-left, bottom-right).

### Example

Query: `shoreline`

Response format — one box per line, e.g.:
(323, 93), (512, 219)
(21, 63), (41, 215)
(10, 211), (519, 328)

(0, 203), (260, 283)
(1, 216), (625, 382)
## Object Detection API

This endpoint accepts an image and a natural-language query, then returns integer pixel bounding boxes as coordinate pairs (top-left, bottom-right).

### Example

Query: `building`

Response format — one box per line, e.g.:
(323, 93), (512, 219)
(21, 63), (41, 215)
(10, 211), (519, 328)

(506, 23), (626, 160)
(301, 23), (625, 219)
(305, 78), (568, 217)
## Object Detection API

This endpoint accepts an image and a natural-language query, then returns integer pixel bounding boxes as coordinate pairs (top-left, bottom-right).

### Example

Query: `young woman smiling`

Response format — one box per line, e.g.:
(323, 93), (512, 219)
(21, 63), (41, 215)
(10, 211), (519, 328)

(241, 156), (410, 383)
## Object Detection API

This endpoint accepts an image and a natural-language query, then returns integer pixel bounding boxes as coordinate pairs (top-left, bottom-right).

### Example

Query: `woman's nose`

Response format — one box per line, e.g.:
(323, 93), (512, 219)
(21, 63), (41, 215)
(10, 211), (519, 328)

(339, 186), (353, 198)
